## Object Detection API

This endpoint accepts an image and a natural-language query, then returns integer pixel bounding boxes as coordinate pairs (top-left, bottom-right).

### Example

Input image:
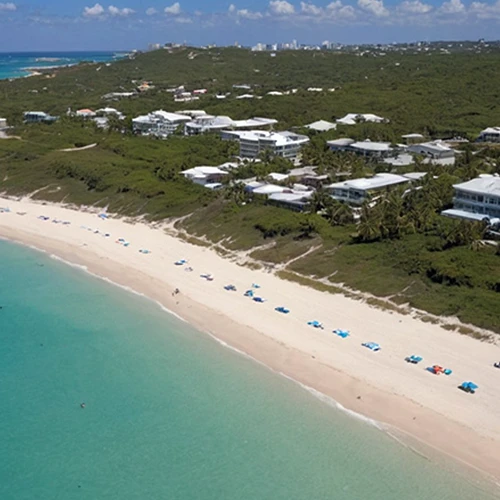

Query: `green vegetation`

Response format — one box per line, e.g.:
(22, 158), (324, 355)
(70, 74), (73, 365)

(1, 46), (500, 333)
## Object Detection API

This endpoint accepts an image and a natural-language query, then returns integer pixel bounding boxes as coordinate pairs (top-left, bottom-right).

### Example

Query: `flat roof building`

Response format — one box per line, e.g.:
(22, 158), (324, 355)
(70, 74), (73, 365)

(185, 115), (277, 136)
(326, 173), (413, 205)
(442, 174), (500, 223)
(407, 140), (455, 160)
(224, 130), (309, 160)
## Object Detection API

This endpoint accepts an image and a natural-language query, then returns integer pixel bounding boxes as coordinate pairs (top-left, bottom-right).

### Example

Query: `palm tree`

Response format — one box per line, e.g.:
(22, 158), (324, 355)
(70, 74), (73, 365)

(356, 201), (382, 242)
(225, 182), (248, 206)
(308, 188), (332, 213)
(325, 200), (354, 226)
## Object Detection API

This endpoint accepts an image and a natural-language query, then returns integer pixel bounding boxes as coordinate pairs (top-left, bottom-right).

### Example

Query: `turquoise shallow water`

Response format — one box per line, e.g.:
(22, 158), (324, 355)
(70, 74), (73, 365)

(0, 240), (498, 500)
(0, 52), (123, 80)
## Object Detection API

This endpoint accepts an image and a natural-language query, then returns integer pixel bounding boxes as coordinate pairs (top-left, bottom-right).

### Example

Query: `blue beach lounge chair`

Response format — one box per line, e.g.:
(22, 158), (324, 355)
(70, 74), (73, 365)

(244, 290), (254, 297)
(405, 355), (423, 364)
(362, 342), (381, 351)
(253, 296), (266, 303)
(459, 381), (478, 394)
(307, 320), (324, 329)
(333, 329), (350, 338)
(175, 259), (187, 265)
(275, 306), (290, 314)
(224, 284), (237, 291)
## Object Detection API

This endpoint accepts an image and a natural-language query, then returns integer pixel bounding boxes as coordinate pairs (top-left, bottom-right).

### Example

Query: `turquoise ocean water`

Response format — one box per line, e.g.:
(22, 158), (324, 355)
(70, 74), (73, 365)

(0, 239), (498, 500)
(0, 52), (124, 80)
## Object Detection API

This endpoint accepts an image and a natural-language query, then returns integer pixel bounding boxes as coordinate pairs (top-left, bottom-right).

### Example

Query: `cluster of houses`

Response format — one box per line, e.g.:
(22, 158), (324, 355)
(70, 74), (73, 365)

(16, 104), (500, 226)
(327, 136), (457, 166)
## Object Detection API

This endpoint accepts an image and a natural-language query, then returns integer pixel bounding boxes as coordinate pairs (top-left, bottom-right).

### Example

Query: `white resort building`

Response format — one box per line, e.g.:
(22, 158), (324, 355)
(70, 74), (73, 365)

(132, 111), (190, 138)
(224, 130), (310, 160)
(407, 141), (456, 164)
(326, 173), (421, 205)
(185, 115), (277, 136)
(477, 127), (500, 143)
(442, 174), (500, 223)
(327, 139), (395, 158)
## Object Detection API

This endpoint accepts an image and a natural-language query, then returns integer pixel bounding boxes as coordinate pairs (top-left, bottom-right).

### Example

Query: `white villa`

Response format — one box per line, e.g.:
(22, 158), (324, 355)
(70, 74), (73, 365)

(477, 127), (500, 143)
(442, 174), (500, 223)
(132, 111), (190, 138)
(407, 140), (456, 164)
(185, 115), (277, 136)
(180, 166), (228, 187)
(326, 173), (416, 205)
(96, 107), (125, 119)
(0, 117), (7, 129)
(327, 138), (395, 158)
(336, 113), (387, 125)
(224, 130), (310, 161)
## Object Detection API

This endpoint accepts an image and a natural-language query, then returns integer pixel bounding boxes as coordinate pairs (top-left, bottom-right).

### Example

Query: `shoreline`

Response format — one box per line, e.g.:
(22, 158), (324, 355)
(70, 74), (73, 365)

(0, 196), (499, 486)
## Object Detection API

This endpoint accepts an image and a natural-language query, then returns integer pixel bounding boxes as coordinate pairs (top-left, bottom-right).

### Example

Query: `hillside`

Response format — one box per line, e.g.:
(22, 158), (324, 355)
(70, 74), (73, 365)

(1, 46), (500, 334)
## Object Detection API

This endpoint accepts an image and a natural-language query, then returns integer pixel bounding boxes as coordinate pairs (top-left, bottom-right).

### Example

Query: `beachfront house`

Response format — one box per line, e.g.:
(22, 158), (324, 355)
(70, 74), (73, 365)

(0, 118), (7, 129)
(326, 173), (413, 205)
(132, 110), (190, 138)
(327, 139), (395, 158)
(441, 174), (500, 223)
(180, 166), (228, 187)
(185, 115), (277, 136)
(336, 113), (387, 126)
(268, 191), (314, 212)
(407, 141), (456, 164)
(23, 111), (58, 124)
(223, 130), (310, 161)
(477, 127), (500, 143)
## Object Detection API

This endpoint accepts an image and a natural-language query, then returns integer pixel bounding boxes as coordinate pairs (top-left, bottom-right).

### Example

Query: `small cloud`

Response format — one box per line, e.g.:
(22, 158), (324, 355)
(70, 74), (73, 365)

(439, 0), (465, 13)
(469, 0), (500, 19)
(237, 8), (263, 19)
(327, 1), (357, 18)
(83, 3), (105, 17)
(164, 2), (181, 15)
(228, 4), (236, 13)
(397, 0), (432, 13)
(108, 5), (135, 16)
(145, 7), (157, 15)
(357, 0), (388, 16)
(300, 2), (323, 15)
(269, 0), (295, 15)
(175, 16), (192, 23)
(0, 2), (16, 11)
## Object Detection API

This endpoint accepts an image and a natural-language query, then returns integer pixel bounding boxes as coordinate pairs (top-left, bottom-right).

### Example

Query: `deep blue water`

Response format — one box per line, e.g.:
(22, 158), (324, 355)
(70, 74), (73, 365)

(0, 239), (498, 500)
(0, 52), (125, 80)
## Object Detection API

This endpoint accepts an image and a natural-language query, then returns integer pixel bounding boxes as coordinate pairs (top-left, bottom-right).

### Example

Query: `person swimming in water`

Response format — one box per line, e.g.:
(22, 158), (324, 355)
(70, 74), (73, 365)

(80, 403), (86, 409)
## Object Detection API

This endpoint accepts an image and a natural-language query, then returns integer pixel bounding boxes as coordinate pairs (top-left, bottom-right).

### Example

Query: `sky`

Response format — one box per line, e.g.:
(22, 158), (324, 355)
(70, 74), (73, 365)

(0, 0), (499, 51)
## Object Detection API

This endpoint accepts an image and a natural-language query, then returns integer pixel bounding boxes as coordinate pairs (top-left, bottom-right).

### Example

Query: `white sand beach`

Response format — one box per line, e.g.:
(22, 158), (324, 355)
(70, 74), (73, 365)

(1, 195), (499, 483)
